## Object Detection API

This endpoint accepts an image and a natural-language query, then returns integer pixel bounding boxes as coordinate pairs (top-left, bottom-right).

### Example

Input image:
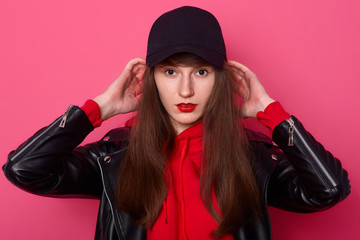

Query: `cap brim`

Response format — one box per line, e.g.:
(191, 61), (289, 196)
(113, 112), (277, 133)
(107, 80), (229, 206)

(146, 43), (226, 68)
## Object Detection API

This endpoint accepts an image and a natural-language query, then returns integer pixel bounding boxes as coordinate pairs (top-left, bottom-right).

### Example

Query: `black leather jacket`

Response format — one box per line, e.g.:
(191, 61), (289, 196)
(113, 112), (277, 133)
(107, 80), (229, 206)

(3, 106), (350, 240)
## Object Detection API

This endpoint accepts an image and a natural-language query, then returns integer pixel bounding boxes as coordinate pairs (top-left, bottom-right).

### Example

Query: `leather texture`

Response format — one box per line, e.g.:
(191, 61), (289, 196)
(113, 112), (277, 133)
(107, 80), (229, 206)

(3, 106), (350, 240)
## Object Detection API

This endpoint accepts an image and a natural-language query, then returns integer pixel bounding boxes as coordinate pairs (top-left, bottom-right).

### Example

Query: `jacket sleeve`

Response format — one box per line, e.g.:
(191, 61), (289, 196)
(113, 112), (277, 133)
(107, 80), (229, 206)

(267, 116), (350, 212)
(2, 105), (111, 198)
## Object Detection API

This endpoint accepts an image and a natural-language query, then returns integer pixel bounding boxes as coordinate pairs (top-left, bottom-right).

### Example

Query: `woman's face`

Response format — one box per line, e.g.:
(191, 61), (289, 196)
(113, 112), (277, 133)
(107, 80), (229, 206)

(154, 63), (215, 134)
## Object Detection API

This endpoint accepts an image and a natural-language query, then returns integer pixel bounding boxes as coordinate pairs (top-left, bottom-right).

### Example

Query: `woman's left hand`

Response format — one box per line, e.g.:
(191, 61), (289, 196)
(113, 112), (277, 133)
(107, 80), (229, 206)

(226, 60), (275, 118)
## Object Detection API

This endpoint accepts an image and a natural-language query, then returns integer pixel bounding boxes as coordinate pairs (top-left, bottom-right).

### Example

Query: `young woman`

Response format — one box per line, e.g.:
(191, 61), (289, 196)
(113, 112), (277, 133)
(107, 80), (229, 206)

(3, 6), (350, 240)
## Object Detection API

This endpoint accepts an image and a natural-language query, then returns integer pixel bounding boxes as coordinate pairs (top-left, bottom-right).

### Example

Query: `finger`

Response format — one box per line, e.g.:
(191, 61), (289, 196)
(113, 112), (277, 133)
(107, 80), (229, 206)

(127, 60), (146, 81)
(226, 64), (246, 82)
(227, 60), (256, 79)
(227, 60), (251, 73)
(122, 59), (146, 80)
(130, 81), (142, 97)
(228, 66), (247, 91)
(136, 69), (146, 83)
(229, 69), (245, 84)
(226, 65), (248, 97)
(114, 59), (144, 84)
(126, 58), (146, 70)
(131, 63), (146, 92)
(132, 63), (146, 78)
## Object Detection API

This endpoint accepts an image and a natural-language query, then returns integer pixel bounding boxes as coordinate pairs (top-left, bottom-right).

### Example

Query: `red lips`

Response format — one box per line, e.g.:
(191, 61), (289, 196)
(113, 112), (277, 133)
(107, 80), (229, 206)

(176, 103), (197, 112)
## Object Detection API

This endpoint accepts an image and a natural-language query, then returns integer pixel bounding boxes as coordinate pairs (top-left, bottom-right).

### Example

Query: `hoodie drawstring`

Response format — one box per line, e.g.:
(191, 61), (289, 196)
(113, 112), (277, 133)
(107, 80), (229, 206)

(163, 197), (168, 224)
(162, 136), (190, 239)
(179, 136), (190, 240)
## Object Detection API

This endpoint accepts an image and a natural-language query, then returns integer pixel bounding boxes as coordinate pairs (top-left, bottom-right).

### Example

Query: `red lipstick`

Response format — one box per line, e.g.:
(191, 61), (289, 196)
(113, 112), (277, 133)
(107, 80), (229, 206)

(177, 103), (197, 112)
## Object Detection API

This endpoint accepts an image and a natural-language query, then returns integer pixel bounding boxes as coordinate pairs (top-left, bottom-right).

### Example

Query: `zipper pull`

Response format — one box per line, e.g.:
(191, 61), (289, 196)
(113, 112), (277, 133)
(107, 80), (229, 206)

(286, 118), (294, 146)
(59, 105), (74, 128)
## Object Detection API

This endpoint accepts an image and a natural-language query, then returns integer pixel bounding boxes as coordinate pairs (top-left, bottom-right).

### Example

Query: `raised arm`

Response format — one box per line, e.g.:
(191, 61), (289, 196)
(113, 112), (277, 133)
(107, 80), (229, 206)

(3, 107), (103, 198)
(227, 60), (350, 211)
(268, 116), (350, 212)
(3, 58), (146, 198)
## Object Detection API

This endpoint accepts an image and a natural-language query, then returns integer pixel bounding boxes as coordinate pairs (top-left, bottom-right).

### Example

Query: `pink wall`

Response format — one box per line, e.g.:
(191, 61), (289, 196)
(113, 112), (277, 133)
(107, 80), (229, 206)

(1, 0), (359, 239)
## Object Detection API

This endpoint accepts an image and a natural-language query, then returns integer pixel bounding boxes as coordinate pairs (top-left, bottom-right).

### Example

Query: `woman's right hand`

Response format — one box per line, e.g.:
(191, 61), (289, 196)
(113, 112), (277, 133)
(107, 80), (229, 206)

(226, 60), (274, 119)
(94, 58), (146, 120)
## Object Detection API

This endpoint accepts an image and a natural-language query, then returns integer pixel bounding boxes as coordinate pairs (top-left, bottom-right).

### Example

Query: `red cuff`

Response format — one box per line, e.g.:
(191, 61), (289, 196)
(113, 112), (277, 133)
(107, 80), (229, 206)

(256, 101), (291, 132)
(80, 99), (103, 128)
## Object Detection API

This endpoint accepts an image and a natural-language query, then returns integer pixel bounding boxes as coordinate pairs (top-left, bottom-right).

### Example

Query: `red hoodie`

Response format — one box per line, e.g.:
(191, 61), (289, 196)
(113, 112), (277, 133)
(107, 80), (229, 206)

(147, 121), (233, 240)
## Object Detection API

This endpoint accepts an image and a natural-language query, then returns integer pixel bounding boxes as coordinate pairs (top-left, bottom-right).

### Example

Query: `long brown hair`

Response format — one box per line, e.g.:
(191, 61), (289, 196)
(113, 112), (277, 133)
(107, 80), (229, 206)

(116, 53), (261, 237)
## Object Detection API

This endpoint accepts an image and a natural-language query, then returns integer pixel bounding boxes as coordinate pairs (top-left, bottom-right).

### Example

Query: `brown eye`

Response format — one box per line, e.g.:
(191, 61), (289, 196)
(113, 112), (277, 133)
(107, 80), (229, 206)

(165, 69), (176, 76)
(196, 69), (208, 76)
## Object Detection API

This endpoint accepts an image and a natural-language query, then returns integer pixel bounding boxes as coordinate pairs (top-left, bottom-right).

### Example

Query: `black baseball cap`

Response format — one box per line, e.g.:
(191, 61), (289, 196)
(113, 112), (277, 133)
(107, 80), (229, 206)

(146, 6), (227, 68)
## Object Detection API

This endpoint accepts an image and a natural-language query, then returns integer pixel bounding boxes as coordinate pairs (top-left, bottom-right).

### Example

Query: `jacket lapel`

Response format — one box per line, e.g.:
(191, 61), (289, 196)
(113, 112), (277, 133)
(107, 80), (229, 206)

(97, 148), (145, 239)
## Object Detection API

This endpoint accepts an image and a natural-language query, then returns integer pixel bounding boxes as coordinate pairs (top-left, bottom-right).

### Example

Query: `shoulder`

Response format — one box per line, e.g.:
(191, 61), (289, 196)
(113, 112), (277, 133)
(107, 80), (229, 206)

(94, 127), (131, 174)
(245, 128), (283, 178)
(99, 127), (131, 142)
(245, 128), (273, 145)
(86, 127), (131, 156)
(245, 128), (284, 158)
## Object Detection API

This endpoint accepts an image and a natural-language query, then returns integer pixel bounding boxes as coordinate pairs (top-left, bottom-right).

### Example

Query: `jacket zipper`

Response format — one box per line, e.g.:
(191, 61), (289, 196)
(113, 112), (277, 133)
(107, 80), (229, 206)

(286, 116), (337, 188)
(294, 127), (337, 187)
(263, 177), (272, 240)
(286, 118), (294, 146)
(10, 105), (74, 162)
(59, 105), (74, 128)
(97, 158), (125, 238)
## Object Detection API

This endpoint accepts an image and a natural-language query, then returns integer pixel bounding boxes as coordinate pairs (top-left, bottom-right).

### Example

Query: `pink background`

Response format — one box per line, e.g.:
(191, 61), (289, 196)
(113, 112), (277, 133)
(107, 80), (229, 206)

(1, 0), (359, 239)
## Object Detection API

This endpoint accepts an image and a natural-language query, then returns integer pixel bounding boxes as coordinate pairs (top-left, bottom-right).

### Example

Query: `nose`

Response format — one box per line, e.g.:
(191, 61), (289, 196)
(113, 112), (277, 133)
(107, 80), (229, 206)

(178, 74), (194, 98)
